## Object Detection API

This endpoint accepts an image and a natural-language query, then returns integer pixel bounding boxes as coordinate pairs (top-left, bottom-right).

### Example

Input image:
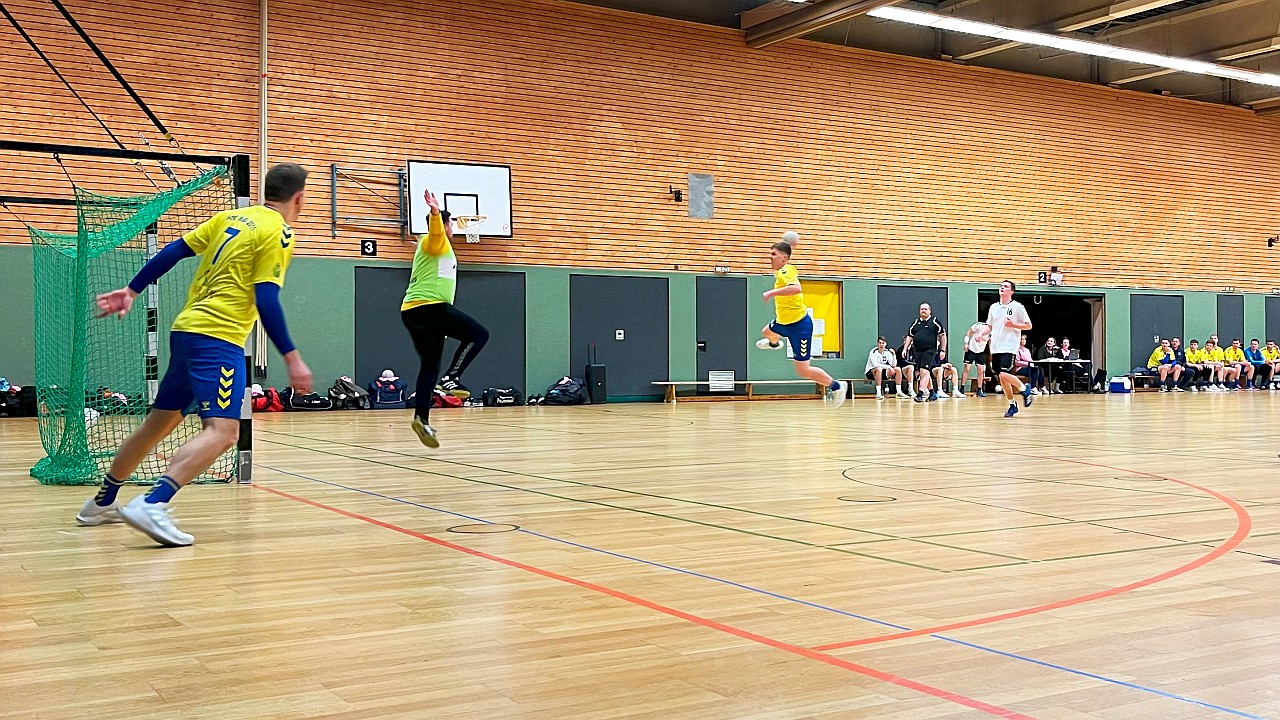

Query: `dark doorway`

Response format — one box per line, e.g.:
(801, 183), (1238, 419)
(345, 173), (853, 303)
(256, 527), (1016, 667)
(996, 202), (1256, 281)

(1130, 294), (1183, 372)
(978, 290), (1100, 361)
(696, 276), (747, 395)
(569, 275), (670, 400)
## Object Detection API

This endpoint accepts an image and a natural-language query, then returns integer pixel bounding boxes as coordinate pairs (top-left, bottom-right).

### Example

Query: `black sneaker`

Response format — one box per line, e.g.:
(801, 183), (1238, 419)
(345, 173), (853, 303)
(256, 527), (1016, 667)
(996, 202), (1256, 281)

(439, 376), (471, 399)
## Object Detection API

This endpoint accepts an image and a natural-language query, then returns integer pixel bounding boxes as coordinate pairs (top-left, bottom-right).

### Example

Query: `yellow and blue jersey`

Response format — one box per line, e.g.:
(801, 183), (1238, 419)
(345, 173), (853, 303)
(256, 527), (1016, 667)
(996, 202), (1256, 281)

(171, 206), (294, 348)
(773, 263), (807, 325)
(1146, 347), (1173, 369)
(1224, 346), (1246, 363)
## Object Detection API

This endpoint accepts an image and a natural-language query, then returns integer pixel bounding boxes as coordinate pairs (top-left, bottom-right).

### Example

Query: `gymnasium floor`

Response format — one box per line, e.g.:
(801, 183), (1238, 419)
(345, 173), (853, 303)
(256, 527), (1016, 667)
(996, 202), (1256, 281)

(2, 394), (1279, 719)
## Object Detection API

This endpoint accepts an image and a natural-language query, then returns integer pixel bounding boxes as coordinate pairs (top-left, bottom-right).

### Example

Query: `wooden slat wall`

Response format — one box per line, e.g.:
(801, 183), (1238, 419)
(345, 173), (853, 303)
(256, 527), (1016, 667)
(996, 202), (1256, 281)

(0, 0), (257, 233)
(3, 0), (1279, 291)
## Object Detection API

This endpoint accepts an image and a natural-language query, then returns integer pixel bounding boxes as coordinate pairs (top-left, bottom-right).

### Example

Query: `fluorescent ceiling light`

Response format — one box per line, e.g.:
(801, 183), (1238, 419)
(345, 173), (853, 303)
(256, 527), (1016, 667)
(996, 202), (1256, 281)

(867, 5), (1280, 89)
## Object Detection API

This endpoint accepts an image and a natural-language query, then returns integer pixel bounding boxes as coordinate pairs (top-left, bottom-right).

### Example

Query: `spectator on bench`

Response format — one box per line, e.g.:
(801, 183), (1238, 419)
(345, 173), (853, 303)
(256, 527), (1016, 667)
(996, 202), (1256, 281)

(1245, 338), (1270, 390)
(1224, 338), (1248, 391)
(1056, 337), (1089, 392)
(895, 335), (916, 400)
(1202, 337), (1227, 391)
(865, 337), (901, 400)
(1182, 339), (1209, 392)
(1264, 340), (1280, 390)
(1146, 338), (1182, 392)
(931, 349), (963, 399)
(1013, 334), (1044, 395)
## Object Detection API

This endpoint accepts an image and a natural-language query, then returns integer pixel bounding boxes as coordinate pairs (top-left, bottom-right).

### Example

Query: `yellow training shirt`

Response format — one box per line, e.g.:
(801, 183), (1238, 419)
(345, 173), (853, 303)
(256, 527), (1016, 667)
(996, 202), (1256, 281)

(171, 206), (294, 347)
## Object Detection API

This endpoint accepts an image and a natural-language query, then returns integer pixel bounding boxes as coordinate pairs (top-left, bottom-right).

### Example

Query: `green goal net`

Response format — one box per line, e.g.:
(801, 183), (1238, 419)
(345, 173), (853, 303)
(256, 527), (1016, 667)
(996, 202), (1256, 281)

(28, 165), (239, 485)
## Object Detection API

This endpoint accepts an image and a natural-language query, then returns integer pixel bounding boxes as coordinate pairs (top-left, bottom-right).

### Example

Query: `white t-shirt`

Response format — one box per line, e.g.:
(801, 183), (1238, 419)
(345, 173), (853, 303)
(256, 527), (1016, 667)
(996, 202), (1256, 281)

(986, 299), (1030, 354)
(966, 322), (990, 353)
(866, 348), (895, 373)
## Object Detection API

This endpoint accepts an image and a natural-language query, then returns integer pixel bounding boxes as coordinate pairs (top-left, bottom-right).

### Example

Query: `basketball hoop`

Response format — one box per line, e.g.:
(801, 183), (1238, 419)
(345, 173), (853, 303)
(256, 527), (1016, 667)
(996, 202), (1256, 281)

(454, 215), (487, 243)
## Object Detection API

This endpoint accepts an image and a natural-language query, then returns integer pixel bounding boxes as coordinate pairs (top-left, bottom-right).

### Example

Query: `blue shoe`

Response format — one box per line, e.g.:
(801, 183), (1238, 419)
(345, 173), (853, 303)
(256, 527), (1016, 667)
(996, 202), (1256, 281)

(976, 390), (987, 398)
(1020, 385), (1034, 407)
(913, 393), (924, 403)
(1004, 404), (1018, 418)
(928, 392), (938, 402)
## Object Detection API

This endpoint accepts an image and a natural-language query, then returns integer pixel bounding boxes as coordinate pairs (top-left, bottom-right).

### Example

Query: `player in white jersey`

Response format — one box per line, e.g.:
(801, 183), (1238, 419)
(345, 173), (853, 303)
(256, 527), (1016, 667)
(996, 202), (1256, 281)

(985, 280), (1034, 418)
(960, 321), (990, 397)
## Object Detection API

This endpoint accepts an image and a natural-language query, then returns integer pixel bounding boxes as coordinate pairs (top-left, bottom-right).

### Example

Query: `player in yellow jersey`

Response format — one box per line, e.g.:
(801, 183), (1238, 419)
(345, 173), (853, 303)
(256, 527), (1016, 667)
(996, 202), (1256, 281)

(75, 164), (312, 547)
(1263, 339), (1280, 390)
(1182, 339), (1207, 391)
(1202, 337), (1228, 391)
(755, 238), (847, 408)
(1224, 338), (1248, 390)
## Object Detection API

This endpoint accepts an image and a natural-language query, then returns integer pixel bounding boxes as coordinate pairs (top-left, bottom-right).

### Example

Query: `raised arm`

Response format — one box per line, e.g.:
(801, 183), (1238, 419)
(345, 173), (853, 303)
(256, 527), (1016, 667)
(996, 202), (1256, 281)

(418, 189), (452, 257)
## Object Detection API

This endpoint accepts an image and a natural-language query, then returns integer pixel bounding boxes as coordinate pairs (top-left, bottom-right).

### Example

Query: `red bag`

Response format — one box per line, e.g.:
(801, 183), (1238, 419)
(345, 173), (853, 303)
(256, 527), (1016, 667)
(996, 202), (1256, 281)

(265, 387), (284, 412)
(431, 390), (463, 408)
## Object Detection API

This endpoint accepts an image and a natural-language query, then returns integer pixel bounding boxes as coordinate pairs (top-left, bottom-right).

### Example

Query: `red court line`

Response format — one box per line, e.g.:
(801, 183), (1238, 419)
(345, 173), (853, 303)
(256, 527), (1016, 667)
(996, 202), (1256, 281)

(253, 483), (1038, 720)
(814, 457), (1253, 652)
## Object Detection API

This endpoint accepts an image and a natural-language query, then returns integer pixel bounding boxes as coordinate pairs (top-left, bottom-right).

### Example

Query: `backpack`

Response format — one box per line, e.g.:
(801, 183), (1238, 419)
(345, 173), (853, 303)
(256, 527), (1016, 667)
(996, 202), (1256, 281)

(281, 386), (334, 411)
(482, 387), (524, 407)
(328, 377), (370, 410)
(367, 379), (407, 409)
(544, 377), (589, 405)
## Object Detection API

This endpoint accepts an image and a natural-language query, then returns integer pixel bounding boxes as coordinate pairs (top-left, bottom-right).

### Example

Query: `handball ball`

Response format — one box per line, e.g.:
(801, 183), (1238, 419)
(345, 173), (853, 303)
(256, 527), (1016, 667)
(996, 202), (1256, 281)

(781, 230), (800, 245)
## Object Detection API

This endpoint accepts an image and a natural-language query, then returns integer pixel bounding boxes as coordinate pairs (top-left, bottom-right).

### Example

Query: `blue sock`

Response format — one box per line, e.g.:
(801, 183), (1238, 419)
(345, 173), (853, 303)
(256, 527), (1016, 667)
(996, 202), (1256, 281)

(829, 381), (840, 392)
(94, 473), (124, 506)
(144, 476), (181, 504)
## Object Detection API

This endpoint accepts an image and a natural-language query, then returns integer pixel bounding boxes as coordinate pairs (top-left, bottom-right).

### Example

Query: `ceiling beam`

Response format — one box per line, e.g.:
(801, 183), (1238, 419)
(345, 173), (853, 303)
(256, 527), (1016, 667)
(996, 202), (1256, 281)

(1232, 52), (1280, 105)
(1252, 98), (1280, 114)
(1096, 0), (1271, 38)
(744, 0), (902, 48)
(1098, 0), (1280, 84)
(949, 0), (1182, 60)
(1106, 37), (1280, 85)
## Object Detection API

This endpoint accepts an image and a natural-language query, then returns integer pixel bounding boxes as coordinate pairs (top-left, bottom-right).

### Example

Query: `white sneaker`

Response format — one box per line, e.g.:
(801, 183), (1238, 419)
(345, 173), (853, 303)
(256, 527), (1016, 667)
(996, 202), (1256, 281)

(76, 498), (122, 526)
(828, 381), (848, 409)
(875, 391), (884, 400)
(118, 496), (193, 547)
(755, 338), (782, 350)
(1189, 386), (1198, 392)
(412, 416), (440, 448)
(952, 390), (965, 398)
(935, 391), (949, 400)
(896, 391), (910, 399)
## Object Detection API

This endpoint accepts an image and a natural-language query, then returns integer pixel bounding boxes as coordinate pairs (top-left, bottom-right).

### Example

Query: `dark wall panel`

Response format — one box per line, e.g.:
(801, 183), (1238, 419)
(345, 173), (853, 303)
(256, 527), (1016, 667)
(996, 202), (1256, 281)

(355, 267), (526, 396)
(570, 275), (669, 399)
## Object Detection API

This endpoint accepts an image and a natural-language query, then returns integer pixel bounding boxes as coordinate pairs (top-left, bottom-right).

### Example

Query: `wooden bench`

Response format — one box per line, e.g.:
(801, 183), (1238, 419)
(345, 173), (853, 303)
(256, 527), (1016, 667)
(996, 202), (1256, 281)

(1127, 373), (1159, 391)
(652, 380), (824, 403)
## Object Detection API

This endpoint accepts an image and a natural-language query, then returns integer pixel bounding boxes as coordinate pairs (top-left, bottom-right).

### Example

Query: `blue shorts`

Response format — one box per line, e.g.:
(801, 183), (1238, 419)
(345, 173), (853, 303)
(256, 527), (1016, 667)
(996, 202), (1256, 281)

(153, 331), (245, 420)
(769, 315), (814, 361)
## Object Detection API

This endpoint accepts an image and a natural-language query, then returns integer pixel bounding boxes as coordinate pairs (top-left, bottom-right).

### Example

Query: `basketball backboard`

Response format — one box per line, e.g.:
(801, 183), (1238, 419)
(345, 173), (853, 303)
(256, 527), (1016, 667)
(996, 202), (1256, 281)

(406, 160), (512, 238)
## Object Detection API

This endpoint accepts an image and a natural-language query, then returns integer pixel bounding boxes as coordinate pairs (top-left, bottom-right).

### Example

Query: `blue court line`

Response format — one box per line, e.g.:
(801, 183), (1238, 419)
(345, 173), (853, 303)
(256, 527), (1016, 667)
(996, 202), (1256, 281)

(259, 464), (1269, 720)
